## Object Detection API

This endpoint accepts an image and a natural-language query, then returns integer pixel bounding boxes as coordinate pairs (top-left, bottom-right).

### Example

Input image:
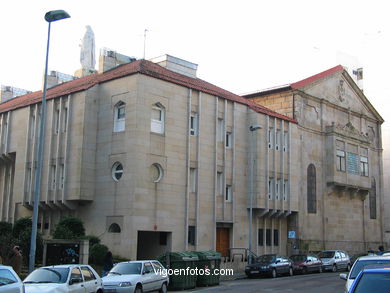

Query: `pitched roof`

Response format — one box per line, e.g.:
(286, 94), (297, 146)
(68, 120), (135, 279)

(242, 65), (344, 98)
(0, 59), (296, 123)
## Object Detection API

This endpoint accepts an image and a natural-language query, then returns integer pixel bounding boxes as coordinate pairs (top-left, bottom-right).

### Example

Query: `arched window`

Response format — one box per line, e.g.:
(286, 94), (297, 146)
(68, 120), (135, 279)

(151, 103), (165, 134)
(370, 178), (377, 219)
(108, 223), (121, 233)
(112, 162), (123, 181)
(150, 163), (164, 183)
(307, 164), (316, 213)
(113, 101), (126, 132)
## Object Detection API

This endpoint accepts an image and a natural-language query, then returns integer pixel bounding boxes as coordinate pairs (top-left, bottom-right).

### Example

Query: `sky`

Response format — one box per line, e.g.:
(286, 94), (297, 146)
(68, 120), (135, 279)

(0, 0), (389, 120)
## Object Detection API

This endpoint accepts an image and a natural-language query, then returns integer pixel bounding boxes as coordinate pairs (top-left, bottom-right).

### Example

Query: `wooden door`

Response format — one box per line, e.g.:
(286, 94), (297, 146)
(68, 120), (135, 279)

(216, 228), (230, 257)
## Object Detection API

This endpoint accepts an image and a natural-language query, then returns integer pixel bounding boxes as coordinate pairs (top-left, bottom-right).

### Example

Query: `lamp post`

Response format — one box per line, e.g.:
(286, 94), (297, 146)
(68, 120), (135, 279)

(29, 10), (70, 273)
(248, 125), (261, 264)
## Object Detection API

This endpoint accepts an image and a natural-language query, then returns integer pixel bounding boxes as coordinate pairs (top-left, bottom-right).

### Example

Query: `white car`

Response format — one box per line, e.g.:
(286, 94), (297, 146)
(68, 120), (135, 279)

(0, 265), (24, 293)
(24, 264), (102, 293)
(102, 261), (168, 293)
(339, 255), (390, 293)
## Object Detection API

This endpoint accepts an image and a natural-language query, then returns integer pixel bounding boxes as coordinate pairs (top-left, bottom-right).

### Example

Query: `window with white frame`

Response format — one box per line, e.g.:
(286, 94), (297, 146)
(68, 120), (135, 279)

(190, 168), (197, 193)
(190, 113), (198, 136)
(360, 156), (369, 176)
(217, 172), (223, 195)
(225, 185), (232, 202)
(151, 163), (164, 183)
(225, 132), (232, 148)
(151, 103), (165, 134)
(275, 129), (281, 150)
(112, 162), (123, 181)
(268, 128), (274, 149)
(218, 118), (224, 141)
(336, 150), (346, 172)
(113, 101), (126, 132)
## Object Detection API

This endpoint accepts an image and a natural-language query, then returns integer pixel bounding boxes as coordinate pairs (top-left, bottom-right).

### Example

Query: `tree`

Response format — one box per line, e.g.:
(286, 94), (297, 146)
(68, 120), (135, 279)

(53, 217), (86, 239)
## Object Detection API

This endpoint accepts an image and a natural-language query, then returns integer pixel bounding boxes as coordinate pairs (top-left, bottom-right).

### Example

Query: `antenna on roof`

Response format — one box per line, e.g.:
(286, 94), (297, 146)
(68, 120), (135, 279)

(143, 29), (148, 59)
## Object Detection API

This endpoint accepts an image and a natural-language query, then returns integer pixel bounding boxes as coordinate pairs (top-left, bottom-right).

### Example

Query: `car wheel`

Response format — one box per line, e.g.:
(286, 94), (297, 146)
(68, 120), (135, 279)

(289, 267), (293, 276)
(332, 264), (337, 272)
(302, 267), (308, 275)
(135, 285), (143, 293)
(272, 268), (277, 278)
(346, 264), (351, 272)
(159, 283), (167, 293)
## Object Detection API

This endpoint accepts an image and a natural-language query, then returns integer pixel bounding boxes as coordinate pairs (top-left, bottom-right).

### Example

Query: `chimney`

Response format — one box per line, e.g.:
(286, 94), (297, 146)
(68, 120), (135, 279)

(98, 48), (136, 73)
(149, 54), (198, 78)
(1, 85), (32, 103)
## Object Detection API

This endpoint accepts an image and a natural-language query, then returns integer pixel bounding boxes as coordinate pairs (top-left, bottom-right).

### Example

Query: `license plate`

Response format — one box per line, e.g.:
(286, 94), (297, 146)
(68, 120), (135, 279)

(251, 270), (259, 274)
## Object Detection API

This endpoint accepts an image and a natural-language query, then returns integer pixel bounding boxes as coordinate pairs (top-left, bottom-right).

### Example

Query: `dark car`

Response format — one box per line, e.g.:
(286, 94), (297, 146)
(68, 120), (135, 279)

(245, 254), (293, 278)
(290, 254), (323, 274)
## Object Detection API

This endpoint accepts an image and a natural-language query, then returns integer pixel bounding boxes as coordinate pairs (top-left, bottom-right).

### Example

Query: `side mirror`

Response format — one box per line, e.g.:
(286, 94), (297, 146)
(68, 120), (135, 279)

(339, 273), (347, 280)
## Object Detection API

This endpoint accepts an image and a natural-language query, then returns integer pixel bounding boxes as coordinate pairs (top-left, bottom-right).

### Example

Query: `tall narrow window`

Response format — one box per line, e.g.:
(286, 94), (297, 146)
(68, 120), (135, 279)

(114, 101), (126, 132)
(190, 168), (197, 193)
(307, 164), (317, 213)
(275, 129), (281, 150)
(30, 113), (35, 139)
(62, 106), (68, 132)
(54, 108), (60, 134)
(347, 152), (359, 175)
(151, 103), (165, 134)
(266, 229), (271, 246)
(273, 229), (279, 246)
(268, 178), (274, 199)
(51, 164), (57, 190)
(188, 226), (196, 245)
(360, 156), (369, 176)
(283, 179), (288, 201)
(26, 167), (32, 192)
(370, 178), (377, 219)
(258, 229), (264, 246)
(190, 113), (198, 136)
(276, 179), (281, 200)
(268, 128), (274, 149)
(283, 131), (288, 152)
(59, 164), (65, 189)
(225, 132), (232, 148)
(336, 150), (346, 172)
(112, 162), (124, 181)
(225, 185), (232, 202)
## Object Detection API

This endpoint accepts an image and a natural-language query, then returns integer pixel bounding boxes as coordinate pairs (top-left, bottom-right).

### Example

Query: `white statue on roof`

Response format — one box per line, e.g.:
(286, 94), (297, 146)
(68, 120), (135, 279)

(80, 25), (96, 70)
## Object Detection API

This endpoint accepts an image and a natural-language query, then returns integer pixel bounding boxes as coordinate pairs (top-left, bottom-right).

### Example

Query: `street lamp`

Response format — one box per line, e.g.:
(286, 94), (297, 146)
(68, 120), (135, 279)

(29, 9), (70, 273)
(248, 125), (261, 264)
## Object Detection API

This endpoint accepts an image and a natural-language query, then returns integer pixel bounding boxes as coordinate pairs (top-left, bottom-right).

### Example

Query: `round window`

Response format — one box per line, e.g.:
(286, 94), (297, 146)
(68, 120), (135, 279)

(112, 162), (123, 181)
(150, 163), (163, 183)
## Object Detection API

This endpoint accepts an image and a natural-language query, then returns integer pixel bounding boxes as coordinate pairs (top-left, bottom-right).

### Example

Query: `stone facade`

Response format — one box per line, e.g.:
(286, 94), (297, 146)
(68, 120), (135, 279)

(244, 65), (385, 254)
(0, 55), (297, 260)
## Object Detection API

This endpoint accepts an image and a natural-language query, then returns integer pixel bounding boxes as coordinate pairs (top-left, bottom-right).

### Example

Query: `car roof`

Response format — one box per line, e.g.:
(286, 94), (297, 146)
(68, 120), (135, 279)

(356, 255), (390, 261)
(0, 265), (13, 269)
(361, 267), (390, 273)
(118, 260), (159, 264)
(40, 264), (91, 269)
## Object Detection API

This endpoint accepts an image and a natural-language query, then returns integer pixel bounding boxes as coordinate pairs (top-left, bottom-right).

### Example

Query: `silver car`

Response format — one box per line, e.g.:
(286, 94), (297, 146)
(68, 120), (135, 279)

(0, 265), (24, 293)
(318, 250), (351, 272)
(102, 260), (168, 293)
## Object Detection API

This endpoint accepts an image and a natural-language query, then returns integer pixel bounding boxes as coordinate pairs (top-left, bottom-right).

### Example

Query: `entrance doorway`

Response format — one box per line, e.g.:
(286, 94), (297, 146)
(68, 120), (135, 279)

(137, 231), (172, 260)
(216, 228), (230, 257)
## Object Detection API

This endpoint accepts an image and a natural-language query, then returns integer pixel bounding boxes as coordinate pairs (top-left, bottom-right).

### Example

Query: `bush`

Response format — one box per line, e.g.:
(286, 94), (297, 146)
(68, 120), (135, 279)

(53, 217), (85, 239)
(89, 244), (108, 265)
(0, 221), (12, 236)
(85, 235), (101, 247)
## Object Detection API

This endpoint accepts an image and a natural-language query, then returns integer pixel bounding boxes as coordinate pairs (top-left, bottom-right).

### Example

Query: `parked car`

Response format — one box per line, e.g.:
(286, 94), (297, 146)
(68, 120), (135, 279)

(339, 255), (390, 293)
(245, 254), (293, 278)
(290, 254), (322, 274)
(0, 265), (24, 293)
(348, 266), (390, 293)
(317, 250), (351, 272)
(102, 260), (168, 293)
(24, 264), (102, 293)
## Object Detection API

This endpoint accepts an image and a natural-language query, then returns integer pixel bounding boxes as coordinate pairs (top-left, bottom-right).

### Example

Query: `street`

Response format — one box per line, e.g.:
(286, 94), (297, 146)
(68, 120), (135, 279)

(185, 272), (345, 293)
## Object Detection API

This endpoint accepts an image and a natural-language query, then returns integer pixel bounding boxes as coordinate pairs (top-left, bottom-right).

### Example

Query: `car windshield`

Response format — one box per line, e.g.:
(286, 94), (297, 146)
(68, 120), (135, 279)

(290, 255), (307, 262)
(0, 269), (18, 286)
(353, 272), (390, 293)
(257, 255), (276, 264)
(108, 263), (142, 275)
(24, 268), (69, 284)
(318, 251), (335, 258)
(350, 260), (390, 279)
